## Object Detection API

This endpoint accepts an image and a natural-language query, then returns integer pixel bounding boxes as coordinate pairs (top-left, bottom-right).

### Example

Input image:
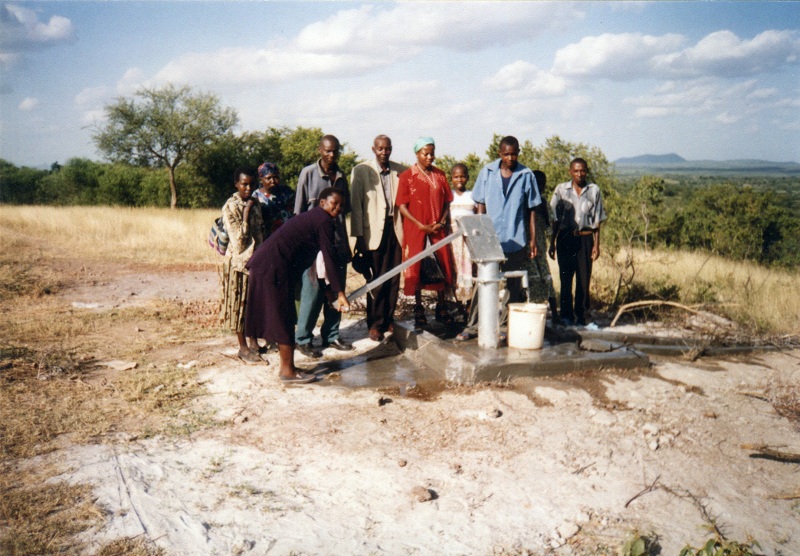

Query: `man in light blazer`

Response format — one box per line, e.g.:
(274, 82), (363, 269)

(350, 135), (407, 341)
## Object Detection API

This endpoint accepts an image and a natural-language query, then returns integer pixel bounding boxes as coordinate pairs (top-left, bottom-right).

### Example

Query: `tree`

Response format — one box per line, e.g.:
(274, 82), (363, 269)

(273, 126), (359, 190)
(0, 159), (48, 204)
(93, 84), (238, 209)
(36, 158), (104, 205)
(193, 126), (360, 206)
(435, 152), (483, 190)
(630, 175), (665, 251)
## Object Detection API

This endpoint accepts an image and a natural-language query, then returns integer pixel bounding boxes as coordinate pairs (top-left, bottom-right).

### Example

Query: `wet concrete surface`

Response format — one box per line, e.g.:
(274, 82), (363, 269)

(306, 319), (651, 389)
(394, 322), (649, 385)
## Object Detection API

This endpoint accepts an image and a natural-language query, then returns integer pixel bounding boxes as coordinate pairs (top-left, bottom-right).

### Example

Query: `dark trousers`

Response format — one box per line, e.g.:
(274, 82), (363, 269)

(296, 261), (346, 346)
(556, 231), (594, 322)
(366, 218), (401, 332)
(502, 247), (530, 305)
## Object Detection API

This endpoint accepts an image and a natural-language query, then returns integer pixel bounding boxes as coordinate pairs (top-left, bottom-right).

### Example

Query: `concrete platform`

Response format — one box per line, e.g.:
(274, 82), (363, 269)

(392, 321), (650, 385)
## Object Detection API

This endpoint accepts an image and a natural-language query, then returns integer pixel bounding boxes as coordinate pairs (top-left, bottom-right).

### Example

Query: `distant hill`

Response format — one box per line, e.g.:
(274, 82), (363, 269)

(615, 153), (686, 164)
(614, 155), (800, 176)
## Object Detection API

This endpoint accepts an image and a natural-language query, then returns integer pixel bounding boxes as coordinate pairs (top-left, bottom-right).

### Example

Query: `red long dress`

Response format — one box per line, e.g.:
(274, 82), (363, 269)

(395, 164), (455, 296)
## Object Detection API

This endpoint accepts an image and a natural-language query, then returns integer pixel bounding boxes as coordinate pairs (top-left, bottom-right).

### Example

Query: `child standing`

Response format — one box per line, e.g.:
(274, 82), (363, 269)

(449, 164), (476, 303)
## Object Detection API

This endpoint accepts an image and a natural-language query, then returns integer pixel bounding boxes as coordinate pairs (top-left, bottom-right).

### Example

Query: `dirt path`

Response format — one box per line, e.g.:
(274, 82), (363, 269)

(48, 268), (800, 555)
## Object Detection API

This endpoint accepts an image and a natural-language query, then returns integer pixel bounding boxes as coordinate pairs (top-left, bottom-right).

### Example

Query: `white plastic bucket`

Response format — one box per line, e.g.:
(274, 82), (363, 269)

(507, 303), (548, 350)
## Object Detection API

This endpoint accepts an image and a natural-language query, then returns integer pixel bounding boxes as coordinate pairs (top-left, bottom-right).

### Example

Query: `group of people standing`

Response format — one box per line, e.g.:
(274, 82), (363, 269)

(219, 133), (606, 383)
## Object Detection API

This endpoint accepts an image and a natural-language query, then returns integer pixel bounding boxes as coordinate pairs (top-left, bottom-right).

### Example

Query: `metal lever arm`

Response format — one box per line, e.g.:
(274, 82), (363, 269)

(347, 228), (462, 302)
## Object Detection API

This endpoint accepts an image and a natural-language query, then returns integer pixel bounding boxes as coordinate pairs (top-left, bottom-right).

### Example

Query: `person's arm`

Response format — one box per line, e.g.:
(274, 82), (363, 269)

(398, 204), (437, 235)
(528, 209), (537, 259)
(548, 188), (559, 260)
(592, 186), (607, 261)
(526, 173), (540, 259)
(592, 224), (601, 261)
(439, 201), (450, 229)
(476, 203), (486, 215)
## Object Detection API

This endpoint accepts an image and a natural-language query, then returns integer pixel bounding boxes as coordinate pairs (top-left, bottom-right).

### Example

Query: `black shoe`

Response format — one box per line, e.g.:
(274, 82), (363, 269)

(322, 339), (354, 351)
(296, 343), (322, 358)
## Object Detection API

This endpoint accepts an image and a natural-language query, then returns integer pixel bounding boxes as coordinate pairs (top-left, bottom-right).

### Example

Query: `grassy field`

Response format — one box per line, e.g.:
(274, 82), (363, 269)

(1, 206), (219, 555)
(592, 248), (800, 336)
(1, 205), (220, 268)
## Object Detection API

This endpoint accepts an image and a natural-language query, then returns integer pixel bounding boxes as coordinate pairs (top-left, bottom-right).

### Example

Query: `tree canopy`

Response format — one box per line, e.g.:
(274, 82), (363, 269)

(93, 84), (238, 208)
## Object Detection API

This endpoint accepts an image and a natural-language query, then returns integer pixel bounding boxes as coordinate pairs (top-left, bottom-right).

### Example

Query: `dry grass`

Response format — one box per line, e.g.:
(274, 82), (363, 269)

(0, 206), (224, 553)
(96, 537), (166, 556)
(590, 248), (800, 336)
(1, 205), (219, 267)
(0, 463), (102, 555)
(769, 380), (800, 431)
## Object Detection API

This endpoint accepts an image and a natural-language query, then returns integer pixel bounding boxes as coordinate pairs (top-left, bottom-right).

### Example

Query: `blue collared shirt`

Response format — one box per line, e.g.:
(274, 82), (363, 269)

(472, 159), (542, 253)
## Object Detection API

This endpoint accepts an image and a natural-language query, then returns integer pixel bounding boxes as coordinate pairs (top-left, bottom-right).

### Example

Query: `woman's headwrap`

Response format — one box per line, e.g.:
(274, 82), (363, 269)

(258, 162), (279, 178)
(413, 137), (435, 153)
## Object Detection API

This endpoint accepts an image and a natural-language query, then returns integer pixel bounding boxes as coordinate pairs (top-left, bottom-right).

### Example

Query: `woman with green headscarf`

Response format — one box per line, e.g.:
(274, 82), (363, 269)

(396, 137), (456, 327)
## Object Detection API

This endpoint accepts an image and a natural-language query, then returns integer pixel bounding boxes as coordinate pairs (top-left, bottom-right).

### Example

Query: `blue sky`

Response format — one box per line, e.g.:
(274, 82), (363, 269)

(1, 1), (799, 168)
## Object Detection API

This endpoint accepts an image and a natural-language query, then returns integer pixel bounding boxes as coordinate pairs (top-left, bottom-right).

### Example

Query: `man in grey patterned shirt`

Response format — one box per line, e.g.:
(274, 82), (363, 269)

(548, 158), (607, 326)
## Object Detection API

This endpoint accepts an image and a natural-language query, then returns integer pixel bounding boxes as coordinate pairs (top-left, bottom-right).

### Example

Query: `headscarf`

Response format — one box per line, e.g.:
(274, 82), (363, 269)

(258, 162), (279, 178)
(413, 137), (435, 153)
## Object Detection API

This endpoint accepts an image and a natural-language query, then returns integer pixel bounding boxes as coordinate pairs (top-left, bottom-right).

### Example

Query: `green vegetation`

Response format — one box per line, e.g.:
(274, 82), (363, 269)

(2, 95), (798, 271)
(679, 534), (761, 556)
(93, 84), (238, 209)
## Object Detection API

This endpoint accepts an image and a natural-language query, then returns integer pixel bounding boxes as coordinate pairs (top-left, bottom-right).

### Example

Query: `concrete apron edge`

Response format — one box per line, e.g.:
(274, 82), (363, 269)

(392, 321), (650, 386)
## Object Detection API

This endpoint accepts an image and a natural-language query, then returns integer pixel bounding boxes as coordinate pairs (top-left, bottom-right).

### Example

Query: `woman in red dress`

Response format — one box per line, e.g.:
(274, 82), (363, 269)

(396, 137), (455, 326)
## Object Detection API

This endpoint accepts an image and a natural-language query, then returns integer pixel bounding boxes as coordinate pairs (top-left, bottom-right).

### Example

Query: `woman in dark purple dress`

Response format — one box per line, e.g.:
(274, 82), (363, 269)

(245, 187), (350, 383)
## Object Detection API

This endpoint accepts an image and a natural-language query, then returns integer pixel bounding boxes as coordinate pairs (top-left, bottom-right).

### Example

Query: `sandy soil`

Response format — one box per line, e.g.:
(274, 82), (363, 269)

(44, 266), (800, 555)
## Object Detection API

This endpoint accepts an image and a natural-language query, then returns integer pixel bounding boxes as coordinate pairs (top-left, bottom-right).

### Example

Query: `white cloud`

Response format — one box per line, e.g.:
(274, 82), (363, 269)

(74, 69), (149, 125)
(18, 96), (38, 110)
(549, 29), (800, 83)
(74, 85), (109, 108)
(116, 67), (148, 95)
(625, 79), (722, 118)
(153, 47), (383, 87)
(0, 51), (19, 69)
(553, 32), (685, 80)
(485, 61), (567, 97)
(747, 87), (777, 100)
(251, 80), (446, 128)
(0, 4), (74, 51)
(80, 109), (105, 126)
(296, 3), (581, 54)
(152, 2), (581, 88)
(652, 30), (800, 78)
(625, 76), (799, 128)
(715, 112), (740, 124)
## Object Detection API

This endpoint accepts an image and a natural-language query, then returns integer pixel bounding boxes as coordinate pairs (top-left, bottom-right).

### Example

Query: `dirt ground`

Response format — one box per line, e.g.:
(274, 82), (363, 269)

(22, 263), (800, 555)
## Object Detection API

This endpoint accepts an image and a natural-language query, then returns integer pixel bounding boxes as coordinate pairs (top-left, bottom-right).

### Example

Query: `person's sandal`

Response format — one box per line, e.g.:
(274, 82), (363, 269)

(238, 349), (263, 364)
(455, 330), (471, 342)
(280, 371), (317, 384)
